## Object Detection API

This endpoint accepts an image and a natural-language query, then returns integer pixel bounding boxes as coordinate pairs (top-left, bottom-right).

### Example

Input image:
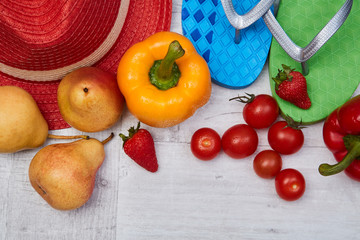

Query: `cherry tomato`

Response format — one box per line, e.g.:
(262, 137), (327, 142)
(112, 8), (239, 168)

(275, 168), (305, 201)
(222, 124), (258, 159)
(268, 121), (304, 155)
(230, 93), (279, 129)
(191, 128), (221, 161)
(253, 150), (282, 179)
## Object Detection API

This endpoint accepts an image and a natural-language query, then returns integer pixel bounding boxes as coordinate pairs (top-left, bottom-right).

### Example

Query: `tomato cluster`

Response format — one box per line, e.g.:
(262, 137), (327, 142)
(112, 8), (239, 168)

(190, 93), (306, 201)
(190, 124), (258, 161)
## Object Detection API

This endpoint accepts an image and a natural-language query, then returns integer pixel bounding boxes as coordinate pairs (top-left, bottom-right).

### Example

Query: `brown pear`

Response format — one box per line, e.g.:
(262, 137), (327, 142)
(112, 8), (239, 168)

(0, 86), (48, 153)
(57, 67), (125, 132)
(28, 133), (113, 210)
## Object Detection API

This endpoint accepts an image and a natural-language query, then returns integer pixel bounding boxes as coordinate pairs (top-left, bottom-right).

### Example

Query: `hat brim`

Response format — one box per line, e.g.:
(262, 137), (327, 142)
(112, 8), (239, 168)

(0, 0), (172, 130)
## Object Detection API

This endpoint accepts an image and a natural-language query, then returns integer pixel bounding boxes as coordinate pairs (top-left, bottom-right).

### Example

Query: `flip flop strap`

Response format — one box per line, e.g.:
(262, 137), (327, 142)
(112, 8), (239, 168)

(263, 0), (353, 74)
(221, 0), (275, 43)
(221, 0), (275, 30)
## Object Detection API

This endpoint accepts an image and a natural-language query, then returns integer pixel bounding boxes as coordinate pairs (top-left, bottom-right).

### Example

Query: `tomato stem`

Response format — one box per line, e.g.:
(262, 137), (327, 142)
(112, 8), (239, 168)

(319, 135), (360, 176)
(149, 40), (185, 90)
(229, 93), (255, 103)
(282, 114), (305, 130)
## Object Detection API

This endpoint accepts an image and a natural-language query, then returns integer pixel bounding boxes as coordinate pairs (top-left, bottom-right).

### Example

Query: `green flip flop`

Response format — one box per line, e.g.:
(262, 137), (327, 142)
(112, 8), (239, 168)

(266, 0), (360, 124)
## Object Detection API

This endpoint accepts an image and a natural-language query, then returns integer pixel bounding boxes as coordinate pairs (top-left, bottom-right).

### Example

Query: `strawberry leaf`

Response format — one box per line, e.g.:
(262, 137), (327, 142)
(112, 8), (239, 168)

(119, 122), (141, 147)
(281, 64), (295, 75)
(272, 65), (294, 90)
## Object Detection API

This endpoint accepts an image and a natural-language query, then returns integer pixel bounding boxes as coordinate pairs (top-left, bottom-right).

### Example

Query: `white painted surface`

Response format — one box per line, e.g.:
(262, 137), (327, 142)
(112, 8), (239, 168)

(1, 1), (360, 239)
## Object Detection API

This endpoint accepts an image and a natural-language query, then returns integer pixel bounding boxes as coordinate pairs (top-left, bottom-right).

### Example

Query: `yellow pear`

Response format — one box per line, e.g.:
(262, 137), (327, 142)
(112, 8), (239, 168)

(0, 86), (88, 153)
(0, 86), (48, 153)
(57, 67), (125, 132)
(28, 133), (113, 210)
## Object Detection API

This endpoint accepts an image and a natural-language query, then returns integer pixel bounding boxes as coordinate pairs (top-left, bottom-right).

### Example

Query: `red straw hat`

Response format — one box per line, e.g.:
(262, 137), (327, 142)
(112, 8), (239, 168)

(0, 0), (172, 130)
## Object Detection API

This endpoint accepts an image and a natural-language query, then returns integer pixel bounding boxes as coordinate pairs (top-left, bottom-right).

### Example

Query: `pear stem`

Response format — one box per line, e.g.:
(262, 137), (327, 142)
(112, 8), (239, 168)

(101, 132), (114, 145)
(47, 134), (90, 140)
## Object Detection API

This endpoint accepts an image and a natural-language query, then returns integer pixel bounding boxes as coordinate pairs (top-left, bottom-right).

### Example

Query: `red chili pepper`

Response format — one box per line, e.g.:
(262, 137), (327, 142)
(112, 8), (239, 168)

(319, 95), (360, 181)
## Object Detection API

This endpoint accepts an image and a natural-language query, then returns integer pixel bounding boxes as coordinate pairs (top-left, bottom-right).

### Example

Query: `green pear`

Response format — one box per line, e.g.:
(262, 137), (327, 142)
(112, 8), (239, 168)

(28, 133), (114, 210)
(0, 86), (48, 153)
(57, 67), (125, 132)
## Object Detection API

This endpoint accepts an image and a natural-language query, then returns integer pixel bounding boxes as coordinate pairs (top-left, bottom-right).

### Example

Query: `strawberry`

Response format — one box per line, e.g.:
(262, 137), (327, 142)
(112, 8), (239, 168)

(272, 64), (311, 109)
(120, 122), (158, 172)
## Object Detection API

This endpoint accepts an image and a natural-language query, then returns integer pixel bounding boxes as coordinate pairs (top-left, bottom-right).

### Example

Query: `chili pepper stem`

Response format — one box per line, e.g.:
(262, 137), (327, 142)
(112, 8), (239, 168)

(319, 140), (360, 176)
(149, 40), (185, 90)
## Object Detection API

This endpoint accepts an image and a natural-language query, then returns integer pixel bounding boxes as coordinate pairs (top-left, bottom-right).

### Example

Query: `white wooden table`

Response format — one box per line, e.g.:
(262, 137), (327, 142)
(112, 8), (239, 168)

(1, 1), (360, 239)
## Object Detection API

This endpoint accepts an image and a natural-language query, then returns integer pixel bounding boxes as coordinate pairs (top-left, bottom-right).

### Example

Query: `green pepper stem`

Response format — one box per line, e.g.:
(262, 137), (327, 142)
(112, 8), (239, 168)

(149, 40), (185, 90)
(158, 41), (185, 79)
(319, 137), (360, 176)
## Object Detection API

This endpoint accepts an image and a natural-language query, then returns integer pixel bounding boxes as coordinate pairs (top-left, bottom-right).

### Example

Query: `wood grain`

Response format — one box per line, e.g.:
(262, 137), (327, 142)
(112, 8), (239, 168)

(1, 1), (360, 239)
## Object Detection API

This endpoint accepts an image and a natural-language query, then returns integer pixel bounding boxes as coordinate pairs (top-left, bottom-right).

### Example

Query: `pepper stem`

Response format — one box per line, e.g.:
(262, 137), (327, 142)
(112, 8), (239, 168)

(149, 40), (185, 90)
(319, 135), (360, 176)
(158, 40), (185, 79)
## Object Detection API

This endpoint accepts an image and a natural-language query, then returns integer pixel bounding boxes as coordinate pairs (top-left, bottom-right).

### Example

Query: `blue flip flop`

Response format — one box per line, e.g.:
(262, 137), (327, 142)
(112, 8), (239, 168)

(181, 0), (273, 89)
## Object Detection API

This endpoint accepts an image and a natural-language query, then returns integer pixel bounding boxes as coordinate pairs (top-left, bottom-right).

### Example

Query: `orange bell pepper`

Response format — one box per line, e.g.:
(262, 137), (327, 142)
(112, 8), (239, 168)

(117, 31), (211, 128)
